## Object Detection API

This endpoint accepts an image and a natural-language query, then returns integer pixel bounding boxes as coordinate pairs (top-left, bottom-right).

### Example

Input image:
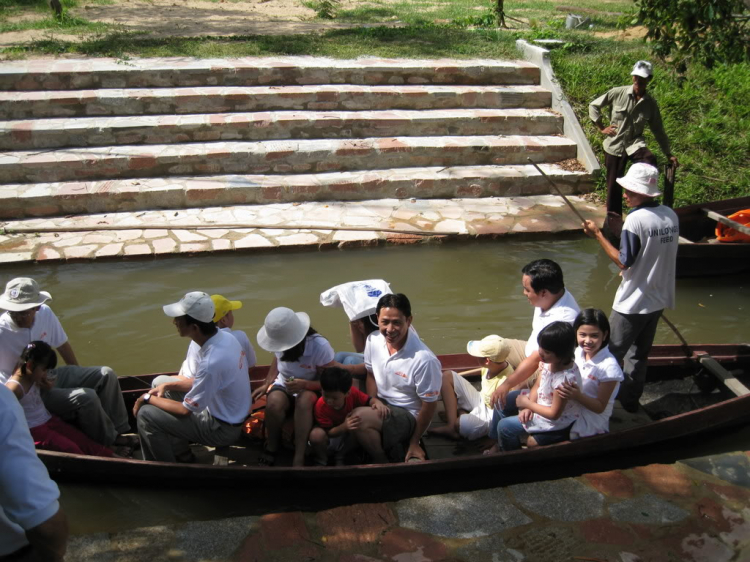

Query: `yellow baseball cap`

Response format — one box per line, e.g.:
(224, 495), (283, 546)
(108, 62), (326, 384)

(211, 295), (242, 323)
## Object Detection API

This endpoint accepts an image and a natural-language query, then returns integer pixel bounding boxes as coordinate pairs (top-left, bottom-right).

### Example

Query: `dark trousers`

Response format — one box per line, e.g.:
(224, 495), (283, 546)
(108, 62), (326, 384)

(604, 147), (657, 215)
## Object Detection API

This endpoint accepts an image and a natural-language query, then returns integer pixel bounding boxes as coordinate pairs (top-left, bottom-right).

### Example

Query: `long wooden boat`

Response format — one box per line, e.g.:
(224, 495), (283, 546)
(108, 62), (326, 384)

(37, 344), (750, 502)
(676, 196), (750, 277)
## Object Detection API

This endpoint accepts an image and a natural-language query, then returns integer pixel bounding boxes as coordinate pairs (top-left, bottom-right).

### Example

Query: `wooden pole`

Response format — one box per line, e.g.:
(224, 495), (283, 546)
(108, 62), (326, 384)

(526, 158), (587, 223)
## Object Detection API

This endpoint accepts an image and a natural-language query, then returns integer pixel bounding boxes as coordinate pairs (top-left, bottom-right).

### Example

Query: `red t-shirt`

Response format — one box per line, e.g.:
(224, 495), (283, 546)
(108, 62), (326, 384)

(314, 387), (371, 429)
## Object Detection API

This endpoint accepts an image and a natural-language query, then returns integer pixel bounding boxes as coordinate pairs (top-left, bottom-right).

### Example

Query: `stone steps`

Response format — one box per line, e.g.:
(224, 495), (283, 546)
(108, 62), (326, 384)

(0, 85), (552, 120)
(0, 109), (563, 150)
(0, 163), (589, 219)
(0, 135), (577, 185)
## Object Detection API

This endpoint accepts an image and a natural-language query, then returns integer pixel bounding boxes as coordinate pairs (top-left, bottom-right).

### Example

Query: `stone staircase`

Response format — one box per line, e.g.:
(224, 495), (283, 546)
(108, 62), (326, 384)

(0, 56), (594, 221)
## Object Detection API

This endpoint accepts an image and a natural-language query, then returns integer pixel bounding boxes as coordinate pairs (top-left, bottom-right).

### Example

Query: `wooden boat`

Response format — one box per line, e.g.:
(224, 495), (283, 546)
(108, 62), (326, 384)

(37, 343), (750, 501)
(676, 195), (750, 277)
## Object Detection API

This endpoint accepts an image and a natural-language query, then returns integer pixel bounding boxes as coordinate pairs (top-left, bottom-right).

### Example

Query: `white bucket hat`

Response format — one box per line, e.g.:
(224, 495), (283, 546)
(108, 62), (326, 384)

(466, 335), (511, 363)
(631, 60), (653, 79)
(616, 163), (661, 197)
(0, 278), (52, 311)
(163, 291), (215, 323)
(257, 307), (311, 352)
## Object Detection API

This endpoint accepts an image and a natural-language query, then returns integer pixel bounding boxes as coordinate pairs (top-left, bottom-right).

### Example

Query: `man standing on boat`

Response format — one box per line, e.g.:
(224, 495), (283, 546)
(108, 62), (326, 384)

(134, 292), (250, 462)
(490, 259), (580, 409)
(0, 277), (135, 452)
(346, 293), (442, 463)
(582, 163), (679, 412)
(589, 60), (678, 235)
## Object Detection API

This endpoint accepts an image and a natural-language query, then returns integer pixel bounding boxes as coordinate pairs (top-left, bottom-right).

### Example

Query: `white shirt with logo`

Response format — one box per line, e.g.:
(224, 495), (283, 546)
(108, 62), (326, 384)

(570, 346), (623, 439)
(182, 330), (251, 424)
(181, 327), (256, 379)
(0, 306), (67, 382)
(365, 330), (442, 418)
(272, 334), (335, 388)
(524, 289), (581, 357)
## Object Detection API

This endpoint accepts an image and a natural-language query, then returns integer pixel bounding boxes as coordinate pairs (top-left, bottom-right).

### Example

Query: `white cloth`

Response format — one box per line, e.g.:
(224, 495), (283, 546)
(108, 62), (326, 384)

(524, 290), (581, 357)
(570, 346), (623, 439)
(0, 305), (67, 381)
(272, 334), (335, 388)
(522, 362), (582, 433)
(180, 327), (256, 379)
(182, 330), (251, 424)
(613, 205), (679, 314)
(5, 380), (52, 429)
(452, 372), (493, 440)
(365, 330), (442, 418)
(0, 384), (61, 556)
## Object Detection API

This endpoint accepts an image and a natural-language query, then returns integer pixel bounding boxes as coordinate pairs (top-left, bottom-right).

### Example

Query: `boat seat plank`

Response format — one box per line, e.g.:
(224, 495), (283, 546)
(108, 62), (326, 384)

(698, 354), (750, 397)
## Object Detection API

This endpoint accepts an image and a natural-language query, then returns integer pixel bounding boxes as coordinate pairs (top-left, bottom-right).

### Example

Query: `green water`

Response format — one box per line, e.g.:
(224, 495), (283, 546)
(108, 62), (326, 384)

(1, 237), (748, 533)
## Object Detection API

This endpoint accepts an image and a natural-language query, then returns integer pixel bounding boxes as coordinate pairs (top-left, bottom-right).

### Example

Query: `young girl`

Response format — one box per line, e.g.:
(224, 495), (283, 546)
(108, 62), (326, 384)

(5, 341), (115, 457)
(253, 307), (335, 467)
(486, 321), (582, 453)
(557, 309), (624, 438)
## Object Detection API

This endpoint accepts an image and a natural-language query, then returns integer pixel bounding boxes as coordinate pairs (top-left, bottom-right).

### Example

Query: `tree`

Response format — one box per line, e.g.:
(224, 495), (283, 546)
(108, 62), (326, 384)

(636, 0), (750, 67)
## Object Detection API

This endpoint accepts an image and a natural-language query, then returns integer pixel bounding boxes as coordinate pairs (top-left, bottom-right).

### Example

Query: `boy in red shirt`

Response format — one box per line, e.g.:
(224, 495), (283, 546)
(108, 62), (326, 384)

(310, 367), (370, 466)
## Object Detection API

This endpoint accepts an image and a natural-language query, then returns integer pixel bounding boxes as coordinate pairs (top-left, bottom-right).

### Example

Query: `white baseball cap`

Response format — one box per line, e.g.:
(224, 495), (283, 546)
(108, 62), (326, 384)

(631, 60), (653, 79)
(163, 291), (215, 323)
(616, 163), (661, 197)
(0, 278), (51, 312)
(257, 307), (310, 352)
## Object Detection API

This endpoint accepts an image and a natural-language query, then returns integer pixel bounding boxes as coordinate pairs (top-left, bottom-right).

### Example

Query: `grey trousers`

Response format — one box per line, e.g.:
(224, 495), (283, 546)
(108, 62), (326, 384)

(151, 375), (188, 402)
(42, 365), (130, 447)
(137, 402), (241, 463)
(609, 309), (663, 405)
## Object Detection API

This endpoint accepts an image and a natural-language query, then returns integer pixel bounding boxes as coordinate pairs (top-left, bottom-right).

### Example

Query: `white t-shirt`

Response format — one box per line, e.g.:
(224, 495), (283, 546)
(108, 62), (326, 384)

(273, 334), (335, 388)
(0, 305), (67, 382)
(364, 329), (442, 418)
(182, 330), (251, 424)
(0, 385), (61, 556)
(524, 289), (581, 357)
(181, 327), (256, 379)
(613, 204), (679, 314)
(570, 346), (624, 439)
(522, 362), (582, 433)
(5, 381), (52, 429)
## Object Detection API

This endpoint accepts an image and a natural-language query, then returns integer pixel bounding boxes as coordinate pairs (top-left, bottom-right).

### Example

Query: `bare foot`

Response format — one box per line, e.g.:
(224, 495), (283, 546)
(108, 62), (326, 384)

(427, 424), (461, 440)
(482, 443), (501, 456)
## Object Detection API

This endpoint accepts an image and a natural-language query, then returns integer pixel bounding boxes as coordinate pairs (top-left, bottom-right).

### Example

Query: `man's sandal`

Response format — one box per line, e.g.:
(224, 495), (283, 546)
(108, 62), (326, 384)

(115, 434), (141, 449)
(258, 449), (277, 467)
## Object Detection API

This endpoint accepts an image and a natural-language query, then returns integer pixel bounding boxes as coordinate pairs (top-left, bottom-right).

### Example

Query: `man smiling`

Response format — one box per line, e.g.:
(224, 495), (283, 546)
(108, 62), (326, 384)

(345, 293), (442, 463)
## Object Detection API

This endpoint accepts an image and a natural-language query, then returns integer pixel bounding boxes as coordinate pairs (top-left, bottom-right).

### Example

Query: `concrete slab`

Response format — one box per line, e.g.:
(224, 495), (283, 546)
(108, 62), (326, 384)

(509, 478), (605, 521)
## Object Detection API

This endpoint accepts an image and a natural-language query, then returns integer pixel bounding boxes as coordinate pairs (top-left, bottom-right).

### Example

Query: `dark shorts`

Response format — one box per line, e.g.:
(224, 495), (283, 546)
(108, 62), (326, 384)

(381, 402), (417, 462)
(528, 423), (573, 447)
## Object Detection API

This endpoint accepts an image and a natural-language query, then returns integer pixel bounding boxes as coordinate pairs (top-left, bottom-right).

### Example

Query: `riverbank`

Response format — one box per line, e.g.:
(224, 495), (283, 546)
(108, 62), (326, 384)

(64, 449), (750, 562)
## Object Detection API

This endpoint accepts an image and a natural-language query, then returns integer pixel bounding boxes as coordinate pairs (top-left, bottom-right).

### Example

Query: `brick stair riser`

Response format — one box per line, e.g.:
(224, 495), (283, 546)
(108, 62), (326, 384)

(0, 172), (594, 219)
(0, 87), (552, 120)
(0, 112), (563, 150)
(0, 62), (540, 91)
(0, 141), (577, 184)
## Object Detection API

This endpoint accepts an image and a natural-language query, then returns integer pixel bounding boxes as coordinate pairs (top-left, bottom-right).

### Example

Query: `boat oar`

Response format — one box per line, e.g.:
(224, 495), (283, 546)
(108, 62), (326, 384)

(526, 158), (587, 223)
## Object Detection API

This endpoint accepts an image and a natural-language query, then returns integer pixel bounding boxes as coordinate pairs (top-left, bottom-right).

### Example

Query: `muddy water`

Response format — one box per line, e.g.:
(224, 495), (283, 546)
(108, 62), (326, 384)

(1, 237), (747, 533)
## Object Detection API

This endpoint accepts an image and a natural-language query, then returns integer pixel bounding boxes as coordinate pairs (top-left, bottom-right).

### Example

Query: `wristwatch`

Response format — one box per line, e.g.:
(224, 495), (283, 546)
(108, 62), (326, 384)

(142, 393), (151, 403)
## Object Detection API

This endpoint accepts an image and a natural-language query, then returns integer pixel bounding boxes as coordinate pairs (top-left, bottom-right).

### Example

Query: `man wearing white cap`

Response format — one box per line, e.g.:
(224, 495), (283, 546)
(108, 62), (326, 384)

(589, 60), (678, 234)
(134, 292), (251, 462)
(0, 277), (133, 451)
(583, 163), (679, 412)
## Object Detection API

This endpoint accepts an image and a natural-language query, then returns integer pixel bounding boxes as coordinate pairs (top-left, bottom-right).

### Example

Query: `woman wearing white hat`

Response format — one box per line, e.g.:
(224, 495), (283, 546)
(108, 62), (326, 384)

(253, 307), (335, 466)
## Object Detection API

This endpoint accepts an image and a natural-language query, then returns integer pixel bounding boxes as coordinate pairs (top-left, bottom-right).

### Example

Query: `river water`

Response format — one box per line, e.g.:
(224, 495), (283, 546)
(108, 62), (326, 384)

(1, 237), (748, 532)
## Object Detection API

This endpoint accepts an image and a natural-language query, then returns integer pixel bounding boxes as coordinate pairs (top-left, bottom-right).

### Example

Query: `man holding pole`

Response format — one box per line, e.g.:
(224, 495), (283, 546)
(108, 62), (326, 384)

(582, 163), (679, 412)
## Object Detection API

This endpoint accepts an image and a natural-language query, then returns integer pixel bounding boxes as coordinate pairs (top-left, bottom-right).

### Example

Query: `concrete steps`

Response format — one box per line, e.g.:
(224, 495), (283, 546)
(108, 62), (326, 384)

(0, 56), (594, 221)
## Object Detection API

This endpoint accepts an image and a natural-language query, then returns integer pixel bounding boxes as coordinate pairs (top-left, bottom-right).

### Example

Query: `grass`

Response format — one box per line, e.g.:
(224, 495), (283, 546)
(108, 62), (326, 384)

(0, 0), (747, 205)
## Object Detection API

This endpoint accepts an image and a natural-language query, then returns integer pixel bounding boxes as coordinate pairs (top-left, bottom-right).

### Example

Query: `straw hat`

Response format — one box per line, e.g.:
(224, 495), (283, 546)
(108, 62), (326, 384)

(466, 335), (511, 363)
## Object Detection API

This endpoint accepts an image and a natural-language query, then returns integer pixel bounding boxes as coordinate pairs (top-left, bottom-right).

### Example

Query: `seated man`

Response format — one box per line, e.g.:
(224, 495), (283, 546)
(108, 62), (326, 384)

(151, 294), (257, 401)
(345, 293), (442, 463)
(134, 292), (251, 463)
(490, 259), (580, 409)
(0, 277), (133, 452)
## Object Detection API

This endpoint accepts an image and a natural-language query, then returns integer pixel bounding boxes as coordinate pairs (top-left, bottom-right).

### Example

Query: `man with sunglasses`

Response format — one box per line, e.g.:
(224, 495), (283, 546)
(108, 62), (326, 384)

(0, 278), (134, 453)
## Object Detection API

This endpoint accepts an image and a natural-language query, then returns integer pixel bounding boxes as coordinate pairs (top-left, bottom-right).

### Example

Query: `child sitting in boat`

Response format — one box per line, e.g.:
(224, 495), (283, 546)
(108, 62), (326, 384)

(486, 322), (582, 453)
(309, 366), (371, 466)
(253, 308), (335, 467)
(4, 341), (115, 458)
(557, 309), (624, 438)
(428, 335), (513, 440)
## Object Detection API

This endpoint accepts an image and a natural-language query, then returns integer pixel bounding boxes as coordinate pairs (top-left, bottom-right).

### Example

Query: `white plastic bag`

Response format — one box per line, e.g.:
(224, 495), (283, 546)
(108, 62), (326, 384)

(320, 279), (393, 321)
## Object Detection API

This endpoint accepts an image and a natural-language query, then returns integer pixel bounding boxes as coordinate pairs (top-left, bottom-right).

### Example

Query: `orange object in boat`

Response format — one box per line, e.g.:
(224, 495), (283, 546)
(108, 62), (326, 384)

(716, 209), (750, 243)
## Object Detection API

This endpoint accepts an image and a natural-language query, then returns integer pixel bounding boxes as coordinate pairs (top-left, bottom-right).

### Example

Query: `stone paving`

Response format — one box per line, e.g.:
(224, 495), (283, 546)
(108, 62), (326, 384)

(64, 451), (750, 562)
(0, 194), (604, 264)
